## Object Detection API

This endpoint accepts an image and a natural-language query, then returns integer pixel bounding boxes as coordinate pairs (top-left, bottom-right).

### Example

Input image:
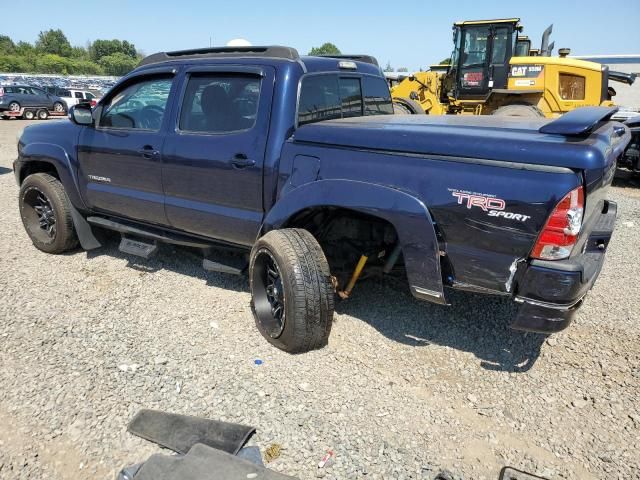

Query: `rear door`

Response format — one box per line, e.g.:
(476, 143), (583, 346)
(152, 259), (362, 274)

(77, 69), (177, 225)
(161, 65), (274, 246)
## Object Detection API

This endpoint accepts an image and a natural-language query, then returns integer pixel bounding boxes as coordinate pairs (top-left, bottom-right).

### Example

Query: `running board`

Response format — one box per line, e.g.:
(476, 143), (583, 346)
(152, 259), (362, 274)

(119, 236), (158, 259)
(86, 216), (211, 248)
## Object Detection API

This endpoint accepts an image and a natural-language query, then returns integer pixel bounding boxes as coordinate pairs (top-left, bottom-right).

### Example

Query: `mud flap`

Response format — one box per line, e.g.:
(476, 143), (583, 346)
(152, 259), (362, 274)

(69, 204), (101, 250)
(132, 443), (297, 480)
(127, 409), (255, 455)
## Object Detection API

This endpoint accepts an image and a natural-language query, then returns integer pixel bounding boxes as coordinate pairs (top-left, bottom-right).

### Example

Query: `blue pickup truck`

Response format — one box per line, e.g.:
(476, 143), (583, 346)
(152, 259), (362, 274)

(14, 46), (630, 353)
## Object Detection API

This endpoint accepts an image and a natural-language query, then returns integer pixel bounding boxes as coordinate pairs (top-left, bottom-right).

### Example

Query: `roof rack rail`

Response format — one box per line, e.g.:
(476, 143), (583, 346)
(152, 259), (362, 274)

(138, 46), (300, 67)
(317, 54), (379, 67)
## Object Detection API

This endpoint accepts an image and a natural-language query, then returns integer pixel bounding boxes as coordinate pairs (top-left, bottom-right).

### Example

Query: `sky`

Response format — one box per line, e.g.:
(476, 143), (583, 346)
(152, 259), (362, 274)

(3, 0), (640, 71)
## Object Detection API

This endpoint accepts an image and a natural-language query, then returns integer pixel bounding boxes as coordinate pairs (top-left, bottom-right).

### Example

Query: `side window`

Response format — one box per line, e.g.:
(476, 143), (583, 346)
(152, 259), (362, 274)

(339, 77), (363, 118)
(74, 91), (84, 99)
(491, 27), (509, 64)
(298, 75), (341, 126)
(57, 89), (71, 97)
(179, 74), (260, 133)
(100, 76), (173, 130)
(559, 73), (586, 100)
(363, 76), (394, 115)
(32, 88), (46, 96)
(85, 92), (95, 100)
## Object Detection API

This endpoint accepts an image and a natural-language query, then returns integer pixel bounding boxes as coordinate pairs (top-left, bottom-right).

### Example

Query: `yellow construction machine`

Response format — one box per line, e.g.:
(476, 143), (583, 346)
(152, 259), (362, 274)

(391, 18), (635, 118)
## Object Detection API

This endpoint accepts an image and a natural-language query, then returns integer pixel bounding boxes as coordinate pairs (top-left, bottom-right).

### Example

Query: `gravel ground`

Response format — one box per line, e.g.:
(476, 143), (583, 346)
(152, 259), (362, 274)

(0, 119), (639, 480)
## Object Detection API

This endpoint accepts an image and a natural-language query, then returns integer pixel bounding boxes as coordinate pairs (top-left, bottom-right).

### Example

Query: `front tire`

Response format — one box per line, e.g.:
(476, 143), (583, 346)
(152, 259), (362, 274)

(8, 101), (20, 112)
(53, 102), (65, 113)
(19, 173), (78, 253)
(250, 229), (334, 353)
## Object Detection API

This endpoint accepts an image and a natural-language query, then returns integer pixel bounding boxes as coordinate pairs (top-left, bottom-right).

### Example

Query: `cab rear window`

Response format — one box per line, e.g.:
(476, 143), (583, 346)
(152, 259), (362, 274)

(298, 74), (393, 126)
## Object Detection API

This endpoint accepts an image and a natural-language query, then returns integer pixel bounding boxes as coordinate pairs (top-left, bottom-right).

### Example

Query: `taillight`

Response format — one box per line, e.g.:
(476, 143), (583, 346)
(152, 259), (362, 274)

(0, 87), (4, 97)
(531, 185), (584, 260)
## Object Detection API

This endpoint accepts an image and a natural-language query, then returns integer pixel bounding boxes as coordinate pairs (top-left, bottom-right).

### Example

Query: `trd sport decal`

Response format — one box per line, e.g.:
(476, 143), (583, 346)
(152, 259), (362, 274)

(449, 188), (530, 222)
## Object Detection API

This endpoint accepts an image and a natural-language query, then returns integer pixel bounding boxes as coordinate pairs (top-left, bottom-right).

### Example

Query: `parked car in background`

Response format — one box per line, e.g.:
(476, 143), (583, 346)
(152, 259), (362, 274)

(44, 88), (99, 108)
(0, 85), (66, 113)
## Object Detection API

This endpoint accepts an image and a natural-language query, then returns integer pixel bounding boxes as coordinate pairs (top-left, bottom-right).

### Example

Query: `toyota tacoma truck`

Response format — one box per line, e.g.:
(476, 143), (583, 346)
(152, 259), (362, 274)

(13, 46), (630, 353)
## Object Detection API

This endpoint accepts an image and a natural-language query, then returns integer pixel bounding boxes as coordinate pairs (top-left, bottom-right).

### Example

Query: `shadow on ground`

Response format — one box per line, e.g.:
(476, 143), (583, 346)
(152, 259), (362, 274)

(0, 166), (12, 175)
(82, 230), (248, 293)
(613, 169), (640, 188)
(335, 277), (546, 373)
(73, 231), (544, 372)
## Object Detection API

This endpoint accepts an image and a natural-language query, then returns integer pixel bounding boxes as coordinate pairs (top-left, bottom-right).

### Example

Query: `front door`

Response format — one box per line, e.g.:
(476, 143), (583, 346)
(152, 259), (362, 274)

(457, 26), (491, 97)
(77, 72), (176, 225)
(161, 66), (273, 246)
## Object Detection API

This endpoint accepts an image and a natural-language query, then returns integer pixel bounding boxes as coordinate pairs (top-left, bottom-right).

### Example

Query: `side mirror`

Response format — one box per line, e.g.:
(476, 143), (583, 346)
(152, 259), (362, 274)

(69, 104), (94, 126)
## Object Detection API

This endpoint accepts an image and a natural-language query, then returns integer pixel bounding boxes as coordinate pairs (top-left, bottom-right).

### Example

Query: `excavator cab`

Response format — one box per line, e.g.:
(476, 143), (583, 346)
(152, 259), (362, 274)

(442, 19), (520, 100)
(515, 36), (532, 56)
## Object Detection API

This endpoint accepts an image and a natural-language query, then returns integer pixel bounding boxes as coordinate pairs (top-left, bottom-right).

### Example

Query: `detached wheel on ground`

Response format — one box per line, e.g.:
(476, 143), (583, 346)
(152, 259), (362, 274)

(491, 103), (545, 118)
(250, 228), (334, 353)
(19, 173), (78, 254)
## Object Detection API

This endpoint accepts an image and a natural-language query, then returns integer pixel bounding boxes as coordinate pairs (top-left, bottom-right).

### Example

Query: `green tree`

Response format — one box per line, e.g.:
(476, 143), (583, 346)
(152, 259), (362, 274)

(439, 57), (451, 65)
(36, 29), (72, 57)
(308, 42), (341, 56)
(15, 41), (36, 56)
(0, 35), (15, 54)
(383, 61), (394, 72)
(90, 39), (137, 61)
(70, 45), (90, 60)
(98, 52), (138, 75)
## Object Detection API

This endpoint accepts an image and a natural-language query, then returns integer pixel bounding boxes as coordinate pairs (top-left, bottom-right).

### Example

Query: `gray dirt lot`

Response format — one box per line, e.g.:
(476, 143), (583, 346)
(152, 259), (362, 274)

(0, 118), (639, 480)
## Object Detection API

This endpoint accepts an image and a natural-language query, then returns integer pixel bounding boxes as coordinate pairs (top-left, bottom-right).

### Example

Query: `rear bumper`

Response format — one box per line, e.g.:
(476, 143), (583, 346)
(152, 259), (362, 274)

(511, 200), (617, 333)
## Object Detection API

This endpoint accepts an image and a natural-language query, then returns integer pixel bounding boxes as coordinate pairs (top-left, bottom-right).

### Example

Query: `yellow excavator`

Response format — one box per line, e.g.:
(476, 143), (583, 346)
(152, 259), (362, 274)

(391, 18), (636, 118)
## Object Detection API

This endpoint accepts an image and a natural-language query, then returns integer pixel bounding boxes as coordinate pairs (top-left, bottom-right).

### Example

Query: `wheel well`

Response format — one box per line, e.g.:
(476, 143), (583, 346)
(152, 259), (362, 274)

(283, 207), (402, 283)
(19, 161), (59, 184)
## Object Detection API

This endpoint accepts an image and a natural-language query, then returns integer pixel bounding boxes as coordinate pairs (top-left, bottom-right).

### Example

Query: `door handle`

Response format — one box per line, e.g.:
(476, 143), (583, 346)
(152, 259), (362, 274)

(231, 153), (255, 168)
(138, 146), (159, 159)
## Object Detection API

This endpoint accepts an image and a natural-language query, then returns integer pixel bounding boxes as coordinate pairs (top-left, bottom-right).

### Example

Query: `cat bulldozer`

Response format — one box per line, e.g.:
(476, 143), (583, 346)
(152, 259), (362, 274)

(391, 18), (636, 118)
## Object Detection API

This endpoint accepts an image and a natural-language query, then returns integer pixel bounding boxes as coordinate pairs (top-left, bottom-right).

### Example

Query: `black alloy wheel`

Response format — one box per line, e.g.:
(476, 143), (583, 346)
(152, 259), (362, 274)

(252, 249), (286, 338)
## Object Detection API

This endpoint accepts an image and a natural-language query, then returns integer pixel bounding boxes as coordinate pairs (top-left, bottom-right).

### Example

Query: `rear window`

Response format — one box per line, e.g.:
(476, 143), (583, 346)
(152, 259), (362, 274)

(340, 78), (363, 118)
(363, 76), (394, 115)
(298, 75), (341, 126)
(298, 74), (393, 126)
